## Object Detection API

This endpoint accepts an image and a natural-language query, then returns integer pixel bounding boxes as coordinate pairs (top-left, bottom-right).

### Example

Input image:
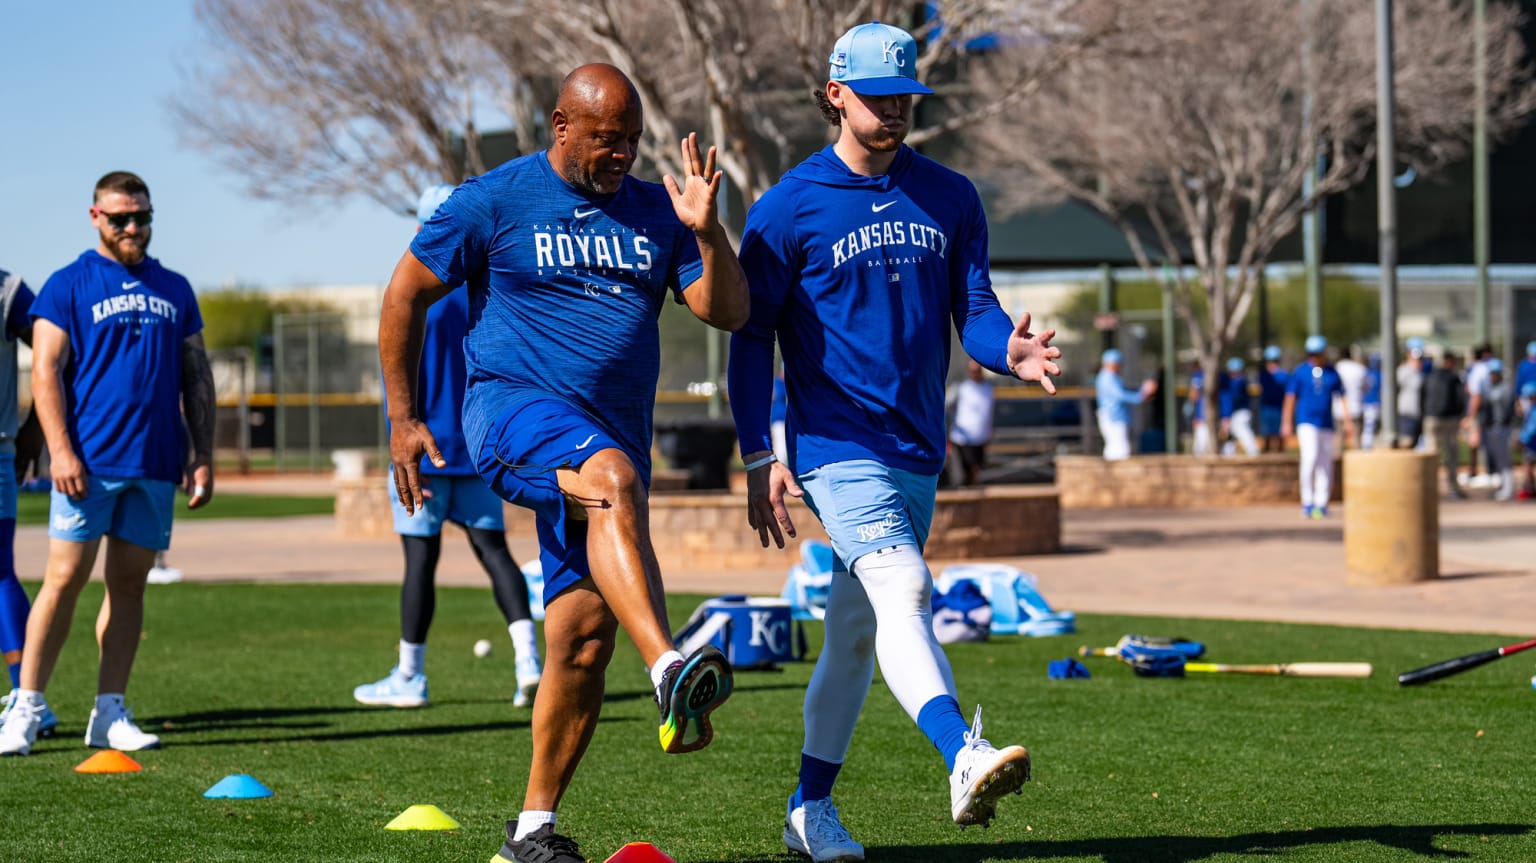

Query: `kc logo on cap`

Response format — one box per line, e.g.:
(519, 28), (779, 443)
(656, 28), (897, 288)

(828, 21), (935, 97)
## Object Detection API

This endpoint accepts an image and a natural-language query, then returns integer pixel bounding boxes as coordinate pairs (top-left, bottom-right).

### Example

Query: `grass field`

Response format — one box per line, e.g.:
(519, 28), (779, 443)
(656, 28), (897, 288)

(15, 492), (334, 525)
(2, 583), (1532, 863)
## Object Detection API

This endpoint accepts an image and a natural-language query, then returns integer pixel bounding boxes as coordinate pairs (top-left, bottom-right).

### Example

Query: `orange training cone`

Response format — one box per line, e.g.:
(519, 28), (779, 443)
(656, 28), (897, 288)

(74, 750), (143, 773)
(603, 842), (678, 863)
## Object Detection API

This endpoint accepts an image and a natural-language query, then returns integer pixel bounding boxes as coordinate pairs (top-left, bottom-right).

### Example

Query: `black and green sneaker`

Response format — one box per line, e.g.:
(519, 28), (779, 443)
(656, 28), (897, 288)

(656, 644), (733, 754)
(493, 823), (584, 863)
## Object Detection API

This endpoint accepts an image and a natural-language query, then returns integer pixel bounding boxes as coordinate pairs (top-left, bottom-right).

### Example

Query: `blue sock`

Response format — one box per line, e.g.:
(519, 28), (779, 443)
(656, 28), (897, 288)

(917, 695), (970, 772)
(6, 662), (17, 689)
(790, 753), (843, 807)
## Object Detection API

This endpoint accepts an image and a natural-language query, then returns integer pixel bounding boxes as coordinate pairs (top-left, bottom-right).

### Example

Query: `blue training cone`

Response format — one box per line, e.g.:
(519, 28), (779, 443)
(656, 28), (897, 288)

(204, 774), (275, 799)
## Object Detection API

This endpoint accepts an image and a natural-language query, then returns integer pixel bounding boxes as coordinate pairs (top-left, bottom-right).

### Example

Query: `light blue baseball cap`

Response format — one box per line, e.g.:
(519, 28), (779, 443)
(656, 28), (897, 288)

(829, 22), (934, 97)
(1406, 336), (1425, 354)
(1487, 358), (1504, 374)
(416, 183), (455, 224)
(1304, 334), (1327, 354)
(1527, 339), (1536, 357)
(1102, 348), (1122, 365)
(1522, 382), (1536, 398)
(1264, 345), (1282, 362)
(1226, 357), (1244, 373)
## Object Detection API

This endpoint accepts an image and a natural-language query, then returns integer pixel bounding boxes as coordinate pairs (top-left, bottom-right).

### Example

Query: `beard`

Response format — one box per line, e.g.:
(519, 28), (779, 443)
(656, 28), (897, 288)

(850, 122), (905, 153)
(562, 154), (625, 196)
(100, 227), (151, 266)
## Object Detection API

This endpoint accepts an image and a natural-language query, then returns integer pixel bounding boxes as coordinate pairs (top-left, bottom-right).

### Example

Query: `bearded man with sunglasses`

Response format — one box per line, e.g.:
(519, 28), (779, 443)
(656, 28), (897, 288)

(0, 171), (213, 757)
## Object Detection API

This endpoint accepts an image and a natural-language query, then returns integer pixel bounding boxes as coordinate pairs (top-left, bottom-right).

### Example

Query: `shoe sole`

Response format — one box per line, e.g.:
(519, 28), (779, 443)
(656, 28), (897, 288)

(952, 745), (1031, 827)
(353, 694), (427, 708)
(783, 826), (865, 862)
(87, 739), (162, 751)
(658, 647), (733, 754)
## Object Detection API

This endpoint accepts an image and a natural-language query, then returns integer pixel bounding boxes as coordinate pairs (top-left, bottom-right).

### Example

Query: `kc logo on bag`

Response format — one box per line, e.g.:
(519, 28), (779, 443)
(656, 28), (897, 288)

(748, 610), (788, 656)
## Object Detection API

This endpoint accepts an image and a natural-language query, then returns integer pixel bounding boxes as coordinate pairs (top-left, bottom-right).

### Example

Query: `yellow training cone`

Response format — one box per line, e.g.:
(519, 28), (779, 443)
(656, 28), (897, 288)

(74, 750), (143, 774)
(385, 804), (461, 831)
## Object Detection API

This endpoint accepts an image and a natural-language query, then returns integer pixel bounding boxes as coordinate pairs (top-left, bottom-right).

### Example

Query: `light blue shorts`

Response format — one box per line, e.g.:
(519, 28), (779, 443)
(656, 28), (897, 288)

(389, 473), (505, 537)
(49, 477), (176, 551)
(798, 459), (939, 572)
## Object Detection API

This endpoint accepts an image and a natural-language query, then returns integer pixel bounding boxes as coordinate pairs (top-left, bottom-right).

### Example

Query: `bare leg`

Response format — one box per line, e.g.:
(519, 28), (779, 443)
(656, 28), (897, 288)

(522, 582), (617, 811)
(96, 537), (156, 695)
(18, 538), (101, 692)
(556, 448), (672, 666)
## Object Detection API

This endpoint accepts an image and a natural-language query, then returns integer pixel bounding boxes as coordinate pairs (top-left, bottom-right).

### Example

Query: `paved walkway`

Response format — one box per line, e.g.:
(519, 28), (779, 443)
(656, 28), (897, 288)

(19, 475), (1535, 637)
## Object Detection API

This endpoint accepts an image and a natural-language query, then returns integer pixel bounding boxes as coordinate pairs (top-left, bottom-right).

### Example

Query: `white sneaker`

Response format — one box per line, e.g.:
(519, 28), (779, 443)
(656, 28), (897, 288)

(0, 693), (46, 756)
(949, 705), (1030, 827)
(146, 566), (184, 585)
(0, 690), (58, 738)
(513, 655), (542, 708)
(784, 796), (865, 862)
(352, 667), (428, 708)
(85, 702), (162, 751)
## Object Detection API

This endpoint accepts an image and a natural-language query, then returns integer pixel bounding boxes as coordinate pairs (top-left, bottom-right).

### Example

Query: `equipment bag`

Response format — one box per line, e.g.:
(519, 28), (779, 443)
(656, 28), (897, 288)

(672, 595), (807, 670)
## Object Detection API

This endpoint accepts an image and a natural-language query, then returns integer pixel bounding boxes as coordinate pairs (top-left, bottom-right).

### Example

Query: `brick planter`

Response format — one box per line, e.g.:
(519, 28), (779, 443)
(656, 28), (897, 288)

(1054, 453), (1343, 508)
(337, 480), (1061, 568)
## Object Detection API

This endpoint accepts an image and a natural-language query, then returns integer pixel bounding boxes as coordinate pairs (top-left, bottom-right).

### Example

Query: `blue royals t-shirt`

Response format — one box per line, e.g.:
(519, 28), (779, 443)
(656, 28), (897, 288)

(32, 250), (202, 483)
(410, 152), (703, 473)
(1287, 361), (1344, 429)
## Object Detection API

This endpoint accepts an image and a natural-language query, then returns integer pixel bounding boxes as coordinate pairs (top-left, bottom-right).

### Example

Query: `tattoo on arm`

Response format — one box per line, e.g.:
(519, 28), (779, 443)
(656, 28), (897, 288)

(182, 335), (215, 460)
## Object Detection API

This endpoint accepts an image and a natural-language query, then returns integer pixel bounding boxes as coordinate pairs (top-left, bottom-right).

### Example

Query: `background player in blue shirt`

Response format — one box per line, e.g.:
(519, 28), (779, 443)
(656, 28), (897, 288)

(728, 22), (1060, 861)
(1095, 348), (1156, 461)
(1258, 346), (1289, 452)
(1219, 357), (1259, 455)
(1282, 335), (1353, 518)
(354, 185), (542, 712)
(0, 268), (49, 736)
(0, 172), (214, 757)
(378, 65), (749, 863)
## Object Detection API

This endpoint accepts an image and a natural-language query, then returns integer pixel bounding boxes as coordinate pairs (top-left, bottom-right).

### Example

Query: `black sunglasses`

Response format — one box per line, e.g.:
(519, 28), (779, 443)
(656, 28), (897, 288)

(94, 208), (153, 230)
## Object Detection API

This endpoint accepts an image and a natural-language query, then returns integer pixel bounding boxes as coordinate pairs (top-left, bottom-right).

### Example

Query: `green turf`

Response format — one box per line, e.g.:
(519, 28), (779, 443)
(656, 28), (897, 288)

(15, 493), (334, 525)
(2, 583), (1531, 862)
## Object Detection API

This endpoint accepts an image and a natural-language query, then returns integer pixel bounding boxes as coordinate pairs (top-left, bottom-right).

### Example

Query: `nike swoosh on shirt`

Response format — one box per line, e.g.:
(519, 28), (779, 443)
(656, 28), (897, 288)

(871, 201), (897, 213)
(574, 433), (599, 449)
(574, 208), (600, 219)
(122, 280), (142, 290)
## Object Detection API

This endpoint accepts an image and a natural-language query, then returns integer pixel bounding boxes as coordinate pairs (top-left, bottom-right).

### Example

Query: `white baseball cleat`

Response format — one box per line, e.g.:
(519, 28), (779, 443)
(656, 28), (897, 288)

(784, 796), (865, 862)
(949, 705), (1030, 827)
(86, 702), (161, 751)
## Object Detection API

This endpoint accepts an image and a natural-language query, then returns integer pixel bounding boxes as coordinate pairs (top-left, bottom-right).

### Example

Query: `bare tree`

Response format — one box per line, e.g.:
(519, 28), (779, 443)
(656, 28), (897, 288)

(176, 0), (1098, 227)
(967, 0), (1536, 424)
(174, 0), (555, 216)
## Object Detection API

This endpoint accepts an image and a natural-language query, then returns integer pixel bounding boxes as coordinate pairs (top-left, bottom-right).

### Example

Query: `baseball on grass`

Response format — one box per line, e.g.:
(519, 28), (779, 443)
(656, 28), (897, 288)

(474, 639), (493, 658)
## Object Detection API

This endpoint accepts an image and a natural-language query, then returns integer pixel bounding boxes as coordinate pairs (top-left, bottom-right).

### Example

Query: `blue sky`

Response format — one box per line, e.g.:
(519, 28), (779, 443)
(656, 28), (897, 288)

(0, 3), (412, 292)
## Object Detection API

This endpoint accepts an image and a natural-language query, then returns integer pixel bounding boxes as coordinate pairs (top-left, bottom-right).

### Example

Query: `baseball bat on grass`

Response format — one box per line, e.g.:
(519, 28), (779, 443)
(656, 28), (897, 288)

(1396, 638), (1536, 686)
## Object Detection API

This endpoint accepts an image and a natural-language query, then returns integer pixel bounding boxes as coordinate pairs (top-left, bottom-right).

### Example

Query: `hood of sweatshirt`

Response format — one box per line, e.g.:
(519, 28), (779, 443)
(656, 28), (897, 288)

(782, 144), (916, 193)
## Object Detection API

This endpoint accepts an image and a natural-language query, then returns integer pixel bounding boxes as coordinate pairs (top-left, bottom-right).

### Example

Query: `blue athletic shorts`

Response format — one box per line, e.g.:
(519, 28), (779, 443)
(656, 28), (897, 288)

(798, 459), (939, 573)
(48, 476), (175, 551)
(473, 396), (637, 606)
(1259, 406), (1283, 436)
(388, 473), (505, 536)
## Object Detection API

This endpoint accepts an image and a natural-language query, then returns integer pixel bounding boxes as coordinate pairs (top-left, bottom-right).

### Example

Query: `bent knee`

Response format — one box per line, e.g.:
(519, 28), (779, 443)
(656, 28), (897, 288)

(573, 451), (645, 505)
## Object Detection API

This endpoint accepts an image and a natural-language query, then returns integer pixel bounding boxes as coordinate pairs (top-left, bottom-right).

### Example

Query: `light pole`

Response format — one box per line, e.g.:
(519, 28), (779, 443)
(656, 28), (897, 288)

(1376, 0), (1399, 443)
(1473, 0), (1491, 347)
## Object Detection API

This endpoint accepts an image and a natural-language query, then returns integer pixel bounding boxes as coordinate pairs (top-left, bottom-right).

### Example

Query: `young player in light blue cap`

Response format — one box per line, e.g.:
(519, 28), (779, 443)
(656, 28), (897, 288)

(1096, 348), (1157, 460)
(730, 20), (1056, 861)
(1283, 335), (1353, 517)
(1517, 381), (1536, 499)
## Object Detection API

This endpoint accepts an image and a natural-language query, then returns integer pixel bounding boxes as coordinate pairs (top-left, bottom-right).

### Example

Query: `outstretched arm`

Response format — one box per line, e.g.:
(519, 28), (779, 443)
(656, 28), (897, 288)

(379, 251), (452, 513)
(666, 133), (749, 331)
(180, 333), (216, 509)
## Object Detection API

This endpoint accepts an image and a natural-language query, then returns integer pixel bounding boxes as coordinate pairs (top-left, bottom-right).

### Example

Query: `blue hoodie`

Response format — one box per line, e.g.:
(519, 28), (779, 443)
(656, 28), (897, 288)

(729, 145), (1015, 476)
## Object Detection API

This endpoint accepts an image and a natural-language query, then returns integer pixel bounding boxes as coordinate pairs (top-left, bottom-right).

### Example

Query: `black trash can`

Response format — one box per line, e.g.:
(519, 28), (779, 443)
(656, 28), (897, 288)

(653, 418), (739, 490)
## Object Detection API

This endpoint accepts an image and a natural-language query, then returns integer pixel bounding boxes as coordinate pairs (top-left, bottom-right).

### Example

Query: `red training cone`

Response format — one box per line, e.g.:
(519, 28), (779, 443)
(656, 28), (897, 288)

(603, 842), (678, 863)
